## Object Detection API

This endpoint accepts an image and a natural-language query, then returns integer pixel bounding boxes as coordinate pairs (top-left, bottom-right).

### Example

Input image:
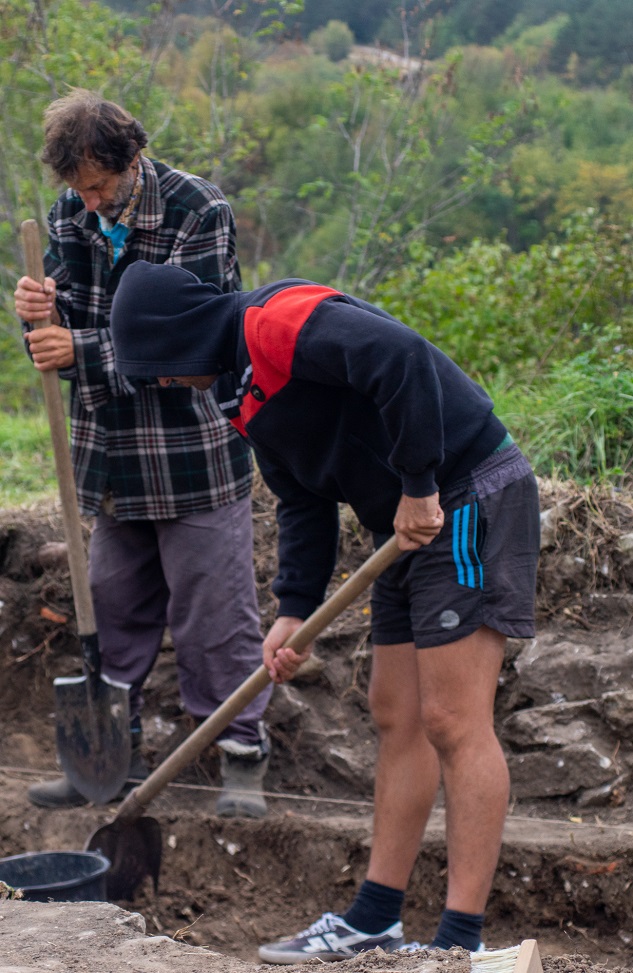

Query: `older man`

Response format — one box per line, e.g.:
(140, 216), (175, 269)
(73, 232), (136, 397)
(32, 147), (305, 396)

(14, 90), (272, 816)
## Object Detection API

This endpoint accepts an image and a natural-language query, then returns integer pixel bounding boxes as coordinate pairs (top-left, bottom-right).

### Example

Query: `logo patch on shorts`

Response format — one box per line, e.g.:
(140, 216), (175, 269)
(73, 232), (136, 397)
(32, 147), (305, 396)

(439, 609), (460, 630)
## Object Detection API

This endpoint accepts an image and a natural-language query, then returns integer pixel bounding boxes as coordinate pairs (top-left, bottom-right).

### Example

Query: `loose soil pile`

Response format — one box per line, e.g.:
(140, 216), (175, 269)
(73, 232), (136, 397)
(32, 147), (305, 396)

(1, 476), (632, 973)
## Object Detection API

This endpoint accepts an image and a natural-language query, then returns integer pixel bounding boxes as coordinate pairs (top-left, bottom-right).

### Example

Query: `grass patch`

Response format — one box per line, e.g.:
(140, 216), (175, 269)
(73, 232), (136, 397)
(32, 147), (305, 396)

(2, 328), (632, 512)
(0, 411), (59, 509)
(490, 326), (633, 485)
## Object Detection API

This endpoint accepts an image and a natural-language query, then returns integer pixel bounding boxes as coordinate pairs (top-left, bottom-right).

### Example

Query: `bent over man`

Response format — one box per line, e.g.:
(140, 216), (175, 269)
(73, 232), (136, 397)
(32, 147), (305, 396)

(110, 261), (540, 955)
(14, 91), (272, 817)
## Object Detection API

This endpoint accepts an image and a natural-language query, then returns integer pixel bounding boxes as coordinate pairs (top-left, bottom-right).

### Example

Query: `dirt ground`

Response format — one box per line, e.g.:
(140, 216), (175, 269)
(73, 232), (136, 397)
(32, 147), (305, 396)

(1, 476), (632, 973)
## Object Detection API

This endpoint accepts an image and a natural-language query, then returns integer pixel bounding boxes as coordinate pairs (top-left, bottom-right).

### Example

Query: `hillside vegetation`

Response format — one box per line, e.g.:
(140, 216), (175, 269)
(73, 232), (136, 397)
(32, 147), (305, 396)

(0, 0), (631, 504)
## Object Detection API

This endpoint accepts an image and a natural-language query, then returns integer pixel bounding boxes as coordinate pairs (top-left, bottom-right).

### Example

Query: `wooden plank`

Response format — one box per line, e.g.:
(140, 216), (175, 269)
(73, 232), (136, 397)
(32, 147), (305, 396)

(513, 940), (543, 973)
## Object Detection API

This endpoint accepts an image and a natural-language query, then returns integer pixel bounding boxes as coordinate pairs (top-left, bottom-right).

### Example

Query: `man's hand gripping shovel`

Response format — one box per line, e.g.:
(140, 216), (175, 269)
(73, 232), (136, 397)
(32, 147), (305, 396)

(21, 220), (131, 805)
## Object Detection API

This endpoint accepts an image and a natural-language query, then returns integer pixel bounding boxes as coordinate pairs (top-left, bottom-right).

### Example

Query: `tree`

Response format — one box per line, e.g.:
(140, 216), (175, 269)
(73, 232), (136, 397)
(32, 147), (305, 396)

(555, 162), (633, 222)
(290, 0), (387, 45)
(229, 50), (538, 292)
(552, 0), (633, 82)
(308, 20), (354, 63)
(425, 0), (525, 53)
(0, 0), (173, 409)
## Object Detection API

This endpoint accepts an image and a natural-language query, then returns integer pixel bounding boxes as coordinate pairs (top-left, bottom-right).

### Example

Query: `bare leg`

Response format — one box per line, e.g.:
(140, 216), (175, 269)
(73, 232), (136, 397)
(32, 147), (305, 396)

(416, 625), (508, 913)
(366, 643), (441, 890)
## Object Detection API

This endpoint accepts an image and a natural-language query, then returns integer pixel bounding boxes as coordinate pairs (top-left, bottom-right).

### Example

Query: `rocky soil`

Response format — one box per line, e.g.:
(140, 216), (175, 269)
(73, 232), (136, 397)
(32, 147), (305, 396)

(1, 476), (632, 973)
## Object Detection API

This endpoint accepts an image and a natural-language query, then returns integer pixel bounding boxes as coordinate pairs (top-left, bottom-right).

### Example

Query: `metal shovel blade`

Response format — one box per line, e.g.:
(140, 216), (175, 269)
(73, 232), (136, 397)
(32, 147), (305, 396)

(86, 816), (161, 900)
(20, 220), (132, 807)
(55, 667), (131, 806)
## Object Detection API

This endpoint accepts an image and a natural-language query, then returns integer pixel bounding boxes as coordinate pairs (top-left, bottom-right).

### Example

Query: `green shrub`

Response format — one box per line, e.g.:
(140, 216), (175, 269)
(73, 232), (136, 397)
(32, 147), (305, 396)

(373, 212), (633, 383)
(308, 20), (354, 63)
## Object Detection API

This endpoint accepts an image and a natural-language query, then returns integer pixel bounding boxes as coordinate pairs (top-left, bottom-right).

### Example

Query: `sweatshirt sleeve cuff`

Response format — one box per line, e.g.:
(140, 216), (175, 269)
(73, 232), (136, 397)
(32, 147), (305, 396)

(276, 594), (321, 621)
(401, 469), (439, 498)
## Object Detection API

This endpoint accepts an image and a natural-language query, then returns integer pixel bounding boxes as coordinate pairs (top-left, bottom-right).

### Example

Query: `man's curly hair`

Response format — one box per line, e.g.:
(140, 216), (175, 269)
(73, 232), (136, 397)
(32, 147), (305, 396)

(41, 88), (148, 181)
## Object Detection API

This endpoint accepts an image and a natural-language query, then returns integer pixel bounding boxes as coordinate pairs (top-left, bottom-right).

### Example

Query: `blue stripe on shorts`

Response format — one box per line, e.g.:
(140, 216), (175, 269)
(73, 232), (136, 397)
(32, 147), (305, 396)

(452, 497), (483, 590)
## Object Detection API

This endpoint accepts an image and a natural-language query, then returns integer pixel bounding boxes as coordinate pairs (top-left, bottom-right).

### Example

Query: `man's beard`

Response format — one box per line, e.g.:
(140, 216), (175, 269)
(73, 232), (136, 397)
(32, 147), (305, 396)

(97, 167), (137, 220)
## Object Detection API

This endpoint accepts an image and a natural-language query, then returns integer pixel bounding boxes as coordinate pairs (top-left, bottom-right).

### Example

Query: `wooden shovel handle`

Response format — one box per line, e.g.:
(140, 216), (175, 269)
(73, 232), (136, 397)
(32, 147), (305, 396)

(21, 219), (96, 636)
(116, 533), (401, 821)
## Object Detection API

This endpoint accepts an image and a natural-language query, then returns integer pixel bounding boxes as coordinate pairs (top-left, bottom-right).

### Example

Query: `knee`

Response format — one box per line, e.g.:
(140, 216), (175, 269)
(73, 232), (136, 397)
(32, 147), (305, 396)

(419, 700), (469, 757)
(368, 681), (420, 737)
(421, 698), (499, 760)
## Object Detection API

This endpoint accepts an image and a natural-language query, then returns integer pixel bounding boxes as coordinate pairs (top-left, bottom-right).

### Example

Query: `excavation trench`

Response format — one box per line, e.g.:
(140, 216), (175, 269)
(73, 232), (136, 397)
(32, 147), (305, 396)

(1, 779), (633, 969)
(1, 481), (633, 970)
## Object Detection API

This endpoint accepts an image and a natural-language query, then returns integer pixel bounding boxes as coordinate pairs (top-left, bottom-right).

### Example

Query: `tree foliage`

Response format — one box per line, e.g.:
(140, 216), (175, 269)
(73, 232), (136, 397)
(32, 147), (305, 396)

(0, 0), (176, 408)
(374, 211), (633, 378)
(374, 211), (633, 482)
(308, 20), (354, 63)
(234, 53), (537, 291)
(421, 0), (633, 85)
(1, 0), (632, 489)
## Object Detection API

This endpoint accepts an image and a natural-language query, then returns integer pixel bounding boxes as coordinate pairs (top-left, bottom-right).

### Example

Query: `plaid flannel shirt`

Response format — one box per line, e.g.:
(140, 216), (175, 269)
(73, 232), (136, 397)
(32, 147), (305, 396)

(41, 156), (252, 519)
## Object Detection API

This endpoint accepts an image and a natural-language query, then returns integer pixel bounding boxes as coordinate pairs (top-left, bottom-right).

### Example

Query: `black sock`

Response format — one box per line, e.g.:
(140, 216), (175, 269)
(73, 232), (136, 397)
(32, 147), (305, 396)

(431, 908), (484, 951)
(342, 880), (404, 934)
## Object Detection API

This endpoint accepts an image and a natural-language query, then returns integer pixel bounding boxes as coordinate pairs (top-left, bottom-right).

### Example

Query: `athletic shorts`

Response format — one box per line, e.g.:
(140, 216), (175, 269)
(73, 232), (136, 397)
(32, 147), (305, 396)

(370, 443), (540, 648)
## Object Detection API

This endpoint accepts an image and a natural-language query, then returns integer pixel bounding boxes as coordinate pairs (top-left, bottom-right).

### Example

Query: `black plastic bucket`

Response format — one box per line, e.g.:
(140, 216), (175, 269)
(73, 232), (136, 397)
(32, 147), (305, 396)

(0, 851), (110, 902)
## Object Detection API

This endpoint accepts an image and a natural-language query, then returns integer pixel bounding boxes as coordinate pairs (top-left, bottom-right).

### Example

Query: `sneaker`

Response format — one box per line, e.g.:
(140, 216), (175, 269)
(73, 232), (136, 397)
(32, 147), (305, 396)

(258, 912), (404, 964)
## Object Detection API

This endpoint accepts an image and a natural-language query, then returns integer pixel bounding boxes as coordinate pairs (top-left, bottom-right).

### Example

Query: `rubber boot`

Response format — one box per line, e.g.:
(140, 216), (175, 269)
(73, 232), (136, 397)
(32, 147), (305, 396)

(216, 749), (270, 818)
(27, 775), (90, 809)
(215, 723), (270, 818)
(27, 722), (148, 809)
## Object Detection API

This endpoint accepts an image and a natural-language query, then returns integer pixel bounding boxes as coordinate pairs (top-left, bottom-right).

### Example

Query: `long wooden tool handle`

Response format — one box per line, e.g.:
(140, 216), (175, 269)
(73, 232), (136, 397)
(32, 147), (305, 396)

(21, 219), (96, 636)
(116, 533), (401, 820)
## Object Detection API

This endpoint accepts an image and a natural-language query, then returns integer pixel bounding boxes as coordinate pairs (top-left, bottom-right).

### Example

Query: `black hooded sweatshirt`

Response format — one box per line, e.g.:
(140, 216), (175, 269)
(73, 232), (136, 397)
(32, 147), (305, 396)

(112, 260), (506, 619)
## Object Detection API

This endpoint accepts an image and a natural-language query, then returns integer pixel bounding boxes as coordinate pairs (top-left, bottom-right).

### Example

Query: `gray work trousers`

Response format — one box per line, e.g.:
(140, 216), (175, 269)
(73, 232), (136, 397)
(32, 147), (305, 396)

(88, 497), (272, 746)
